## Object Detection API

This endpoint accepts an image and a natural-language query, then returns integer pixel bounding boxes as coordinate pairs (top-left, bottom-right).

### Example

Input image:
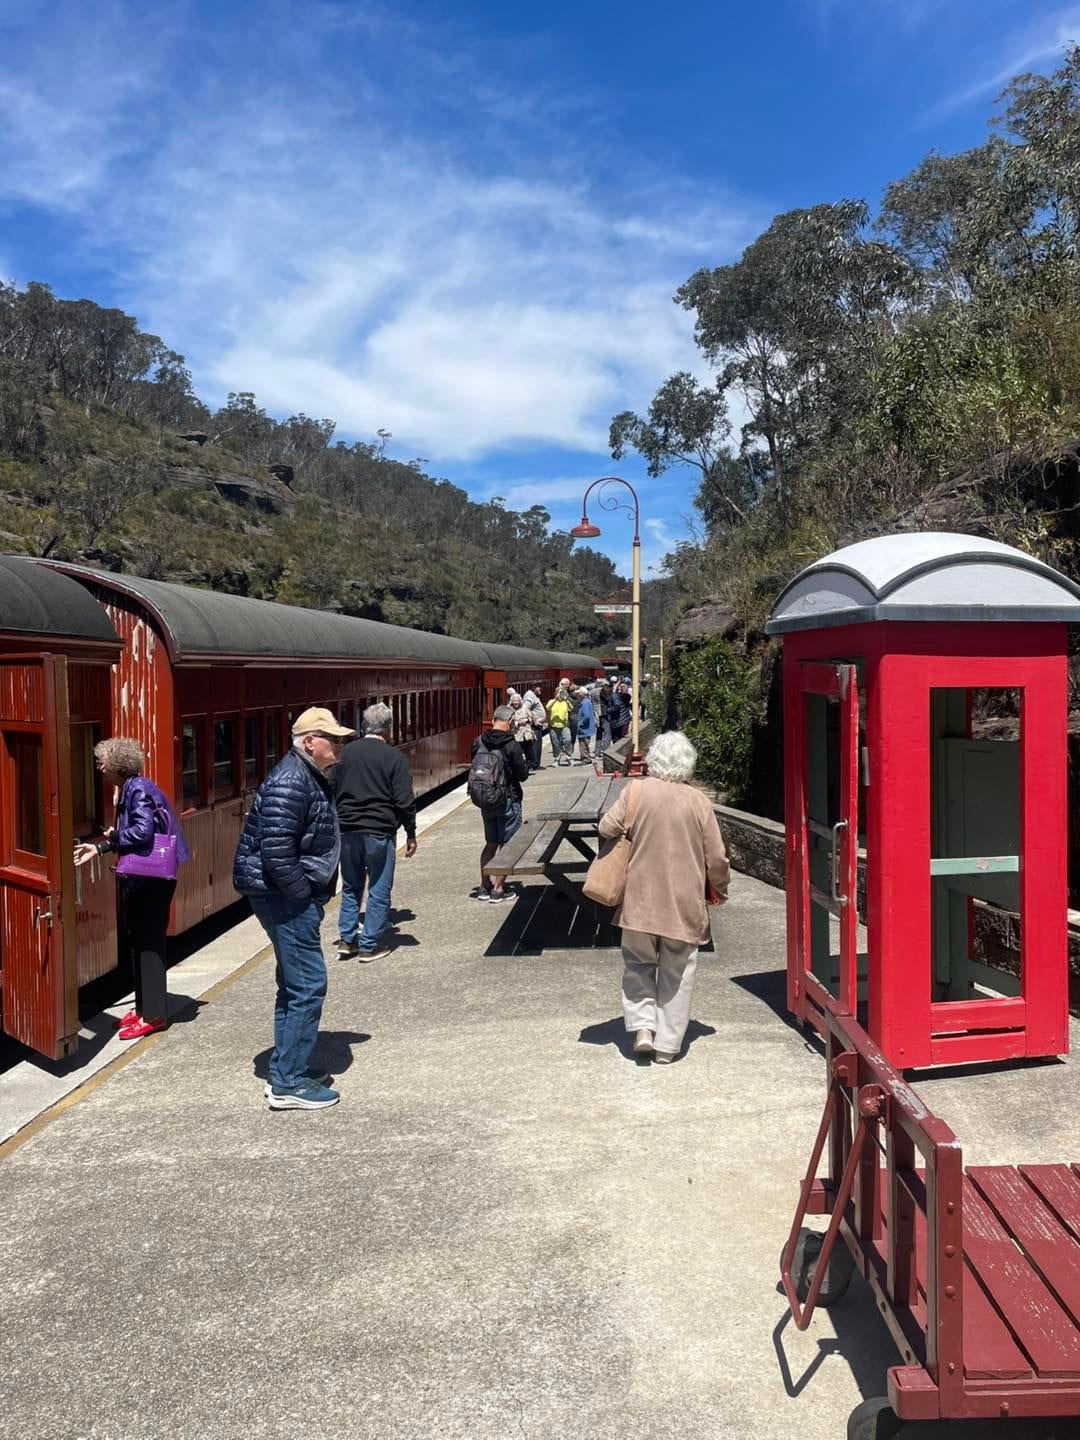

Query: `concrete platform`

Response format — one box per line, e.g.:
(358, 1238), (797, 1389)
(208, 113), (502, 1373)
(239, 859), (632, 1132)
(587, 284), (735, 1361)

(0, 780), (472, 1147)
(0, 762), (1077, 1439)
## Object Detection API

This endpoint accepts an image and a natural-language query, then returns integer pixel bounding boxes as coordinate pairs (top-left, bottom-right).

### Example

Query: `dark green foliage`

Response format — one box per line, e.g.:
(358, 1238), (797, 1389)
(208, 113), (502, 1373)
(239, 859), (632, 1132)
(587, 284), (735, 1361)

(675, 638), (755, 799)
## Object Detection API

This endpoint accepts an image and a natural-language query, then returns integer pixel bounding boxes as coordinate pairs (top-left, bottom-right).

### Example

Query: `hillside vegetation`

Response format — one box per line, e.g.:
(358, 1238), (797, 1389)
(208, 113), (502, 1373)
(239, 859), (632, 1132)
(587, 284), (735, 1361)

(612, 46), (1080, 796)
(0, 286), (625, 653)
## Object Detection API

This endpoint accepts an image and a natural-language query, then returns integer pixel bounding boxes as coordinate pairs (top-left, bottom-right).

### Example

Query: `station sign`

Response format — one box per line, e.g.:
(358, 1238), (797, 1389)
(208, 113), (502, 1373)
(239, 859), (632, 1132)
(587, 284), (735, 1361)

(594, 601), (633, 615)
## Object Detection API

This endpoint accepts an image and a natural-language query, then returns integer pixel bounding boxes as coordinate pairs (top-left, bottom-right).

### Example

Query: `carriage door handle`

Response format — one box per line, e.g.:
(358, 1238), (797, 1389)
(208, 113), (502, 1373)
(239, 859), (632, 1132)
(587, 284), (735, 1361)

(33, 903), (53, 930)
(74, 866), (83, 907)
(830, 820), (849, 905)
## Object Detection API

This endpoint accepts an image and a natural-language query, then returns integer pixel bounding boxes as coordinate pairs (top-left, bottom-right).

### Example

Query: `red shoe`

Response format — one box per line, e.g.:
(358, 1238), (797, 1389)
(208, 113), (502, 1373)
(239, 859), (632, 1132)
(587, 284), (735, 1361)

(118, 1016), (167, 1040)
(113, 1008), (138, 1029)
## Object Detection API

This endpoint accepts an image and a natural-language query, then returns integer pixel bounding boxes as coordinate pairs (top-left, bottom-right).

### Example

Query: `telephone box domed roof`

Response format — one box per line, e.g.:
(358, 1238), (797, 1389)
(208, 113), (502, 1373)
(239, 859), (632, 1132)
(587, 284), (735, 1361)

(766, 531), (1080, 634)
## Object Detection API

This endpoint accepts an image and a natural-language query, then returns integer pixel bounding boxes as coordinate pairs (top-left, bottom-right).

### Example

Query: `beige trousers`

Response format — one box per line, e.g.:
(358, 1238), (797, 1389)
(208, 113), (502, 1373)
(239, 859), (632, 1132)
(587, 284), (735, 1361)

(621, 927), (699, 1057)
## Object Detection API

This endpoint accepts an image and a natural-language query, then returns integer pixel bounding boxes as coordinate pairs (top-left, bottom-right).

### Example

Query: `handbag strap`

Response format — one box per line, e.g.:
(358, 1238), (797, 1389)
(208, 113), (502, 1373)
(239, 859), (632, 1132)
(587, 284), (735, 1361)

(623, 777), (642, 837)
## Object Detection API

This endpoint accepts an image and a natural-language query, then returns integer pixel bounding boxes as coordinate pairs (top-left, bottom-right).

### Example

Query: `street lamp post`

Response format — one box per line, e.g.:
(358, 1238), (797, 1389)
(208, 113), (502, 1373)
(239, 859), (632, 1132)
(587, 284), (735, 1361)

(569, 476), (642, 769)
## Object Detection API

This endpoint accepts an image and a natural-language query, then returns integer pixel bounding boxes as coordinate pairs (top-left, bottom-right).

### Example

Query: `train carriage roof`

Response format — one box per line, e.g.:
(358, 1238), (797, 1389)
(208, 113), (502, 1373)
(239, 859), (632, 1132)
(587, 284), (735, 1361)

(478, 643), (600, 672)
(38, 563), (601, 672)
(43, 564), (491, 665)
(0, 555), (120, 644)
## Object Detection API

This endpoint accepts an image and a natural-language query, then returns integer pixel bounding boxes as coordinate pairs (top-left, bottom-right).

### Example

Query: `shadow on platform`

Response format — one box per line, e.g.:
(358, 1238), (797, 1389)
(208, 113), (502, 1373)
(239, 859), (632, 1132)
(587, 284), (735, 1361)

(1, 990), (209, 1081)
(484, 885), (619, 956)
(252, 1031), (371, 1083)
(484, 885), (716, 959)
(577, 1015), (717, 1063)
(772, 1297), (1056, 1437)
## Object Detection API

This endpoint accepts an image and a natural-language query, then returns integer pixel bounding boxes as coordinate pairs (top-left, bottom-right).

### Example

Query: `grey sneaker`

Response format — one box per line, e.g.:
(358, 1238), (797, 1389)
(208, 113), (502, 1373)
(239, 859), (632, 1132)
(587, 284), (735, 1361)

(486, 890), (508, 905)
(652, 1052), (676, 1065)
(264, 1068), (331, 1099)
(267, 1080), (340, 1109)
(633, 1029), (655, 1055)
(357, 945), (392, 962)
(334, 938), (358, 958)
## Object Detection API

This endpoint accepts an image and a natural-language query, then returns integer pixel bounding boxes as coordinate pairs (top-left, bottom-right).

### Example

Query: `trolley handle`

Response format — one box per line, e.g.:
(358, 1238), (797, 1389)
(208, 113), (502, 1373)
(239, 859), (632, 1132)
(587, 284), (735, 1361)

(780, 1081), (885, 1330)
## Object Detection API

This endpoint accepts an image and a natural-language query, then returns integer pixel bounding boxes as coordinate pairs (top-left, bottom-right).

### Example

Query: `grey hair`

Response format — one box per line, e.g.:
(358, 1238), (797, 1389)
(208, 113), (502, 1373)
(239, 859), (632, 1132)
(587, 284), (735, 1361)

(94, 736), (145, 779)
(362, 701), (393, 737)
(645, 730), (697, 784)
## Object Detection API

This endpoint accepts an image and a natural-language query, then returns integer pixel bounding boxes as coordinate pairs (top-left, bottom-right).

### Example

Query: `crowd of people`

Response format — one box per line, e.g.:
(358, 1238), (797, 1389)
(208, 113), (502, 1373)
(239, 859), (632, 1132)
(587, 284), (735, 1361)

(505, 676), (636, 770)
(74, 676), (727, 1114)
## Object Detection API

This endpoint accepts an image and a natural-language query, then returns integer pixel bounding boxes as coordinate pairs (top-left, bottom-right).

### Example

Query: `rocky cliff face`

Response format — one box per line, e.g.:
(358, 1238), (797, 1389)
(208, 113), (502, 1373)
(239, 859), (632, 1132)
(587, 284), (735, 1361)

(161, 464), (296, 514)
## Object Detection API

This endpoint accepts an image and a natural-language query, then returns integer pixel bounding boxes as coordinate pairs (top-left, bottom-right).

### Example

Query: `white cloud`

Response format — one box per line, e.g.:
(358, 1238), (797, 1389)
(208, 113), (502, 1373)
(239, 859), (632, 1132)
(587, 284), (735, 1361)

(642, 516), (683, 575)
(0, 1), (761, 463)
(926, 5), (1080, 120)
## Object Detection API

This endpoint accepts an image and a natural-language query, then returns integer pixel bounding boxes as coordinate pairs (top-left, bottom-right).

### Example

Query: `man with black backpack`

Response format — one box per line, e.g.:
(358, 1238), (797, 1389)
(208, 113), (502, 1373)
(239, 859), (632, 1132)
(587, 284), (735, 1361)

(469, 703), (530, 904)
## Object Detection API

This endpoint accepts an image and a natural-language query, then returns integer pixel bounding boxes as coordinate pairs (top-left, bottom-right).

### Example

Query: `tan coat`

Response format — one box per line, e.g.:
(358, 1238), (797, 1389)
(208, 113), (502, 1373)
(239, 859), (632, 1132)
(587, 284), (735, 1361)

(598, 777), (729, 946)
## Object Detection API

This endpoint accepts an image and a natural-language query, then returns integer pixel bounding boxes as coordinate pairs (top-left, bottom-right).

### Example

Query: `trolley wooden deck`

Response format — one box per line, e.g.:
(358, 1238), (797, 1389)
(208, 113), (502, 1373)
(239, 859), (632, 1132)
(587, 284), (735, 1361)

(781, 1000), (1080, 1433)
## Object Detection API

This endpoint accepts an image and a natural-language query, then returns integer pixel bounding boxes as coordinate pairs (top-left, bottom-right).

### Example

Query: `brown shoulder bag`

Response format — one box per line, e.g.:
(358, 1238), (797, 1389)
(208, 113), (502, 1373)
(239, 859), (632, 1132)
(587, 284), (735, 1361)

(582, 780), (642, 908)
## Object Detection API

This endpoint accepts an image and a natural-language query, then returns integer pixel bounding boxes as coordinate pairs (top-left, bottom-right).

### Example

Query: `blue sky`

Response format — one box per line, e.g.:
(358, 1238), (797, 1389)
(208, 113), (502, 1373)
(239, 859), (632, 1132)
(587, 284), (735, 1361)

(2, 0), (1078, 579)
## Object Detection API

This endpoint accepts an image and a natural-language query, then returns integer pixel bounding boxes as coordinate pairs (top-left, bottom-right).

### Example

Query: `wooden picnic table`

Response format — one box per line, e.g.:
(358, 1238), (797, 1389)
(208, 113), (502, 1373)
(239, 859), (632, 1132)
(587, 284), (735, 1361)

(485, 773), (632, 904)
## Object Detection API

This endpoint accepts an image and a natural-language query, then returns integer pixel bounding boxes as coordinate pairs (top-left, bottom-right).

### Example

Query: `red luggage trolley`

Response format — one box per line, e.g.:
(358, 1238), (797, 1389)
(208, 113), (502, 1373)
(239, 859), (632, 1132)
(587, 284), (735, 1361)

(781, 997), (1080, 1437)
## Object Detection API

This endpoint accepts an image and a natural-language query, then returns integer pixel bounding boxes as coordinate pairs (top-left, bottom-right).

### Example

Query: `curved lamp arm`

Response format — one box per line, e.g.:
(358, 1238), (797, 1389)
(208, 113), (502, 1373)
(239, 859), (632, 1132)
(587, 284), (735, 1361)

(574, 476), (640, 542)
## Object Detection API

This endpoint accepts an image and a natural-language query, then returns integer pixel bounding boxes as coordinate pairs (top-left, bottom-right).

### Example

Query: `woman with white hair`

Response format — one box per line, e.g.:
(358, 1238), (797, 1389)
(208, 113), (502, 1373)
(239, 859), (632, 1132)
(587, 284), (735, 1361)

(597, 730), (729, 1063)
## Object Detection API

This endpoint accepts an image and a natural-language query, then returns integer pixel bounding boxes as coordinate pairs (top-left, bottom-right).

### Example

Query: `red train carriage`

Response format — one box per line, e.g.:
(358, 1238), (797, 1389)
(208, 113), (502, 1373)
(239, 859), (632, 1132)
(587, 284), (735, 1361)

(0, 558), (122, 1057)
(0, 558), (602, 1059)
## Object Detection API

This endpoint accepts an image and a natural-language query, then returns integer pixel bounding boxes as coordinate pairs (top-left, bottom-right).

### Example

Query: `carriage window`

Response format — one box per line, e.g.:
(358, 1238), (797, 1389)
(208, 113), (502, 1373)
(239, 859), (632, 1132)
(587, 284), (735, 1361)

(70, 723), (101, 831)
(214, 717), (237, 795)
(266, 711), (281, 770)
(9, 733), (45, 856)
(181, 722), (202, 808)
(244, 715), (259, 786)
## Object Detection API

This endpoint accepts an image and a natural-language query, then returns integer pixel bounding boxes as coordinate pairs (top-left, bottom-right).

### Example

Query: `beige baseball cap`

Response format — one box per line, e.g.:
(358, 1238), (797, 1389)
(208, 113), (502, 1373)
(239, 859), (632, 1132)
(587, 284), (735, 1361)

(291, 706), (355, 739)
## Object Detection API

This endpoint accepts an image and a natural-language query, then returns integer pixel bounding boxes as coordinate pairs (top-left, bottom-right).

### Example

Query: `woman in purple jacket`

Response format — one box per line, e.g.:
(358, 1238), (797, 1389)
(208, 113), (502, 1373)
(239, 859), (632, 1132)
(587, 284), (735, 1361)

(75, 737), (190, 1040)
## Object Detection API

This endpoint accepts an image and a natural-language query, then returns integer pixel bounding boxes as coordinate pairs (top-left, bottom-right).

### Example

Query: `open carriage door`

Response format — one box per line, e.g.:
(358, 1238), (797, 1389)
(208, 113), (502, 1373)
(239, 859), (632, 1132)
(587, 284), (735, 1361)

(0, 653), (78, 1059)
(792, 662), (859, 1025)
(481, 671), (506, 729)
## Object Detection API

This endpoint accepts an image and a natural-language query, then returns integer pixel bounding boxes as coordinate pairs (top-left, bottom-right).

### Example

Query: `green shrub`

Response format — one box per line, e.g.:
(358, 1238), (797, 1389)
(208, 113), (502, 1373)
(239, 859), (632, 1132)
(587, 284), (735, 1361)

(674, 637), (755, 799)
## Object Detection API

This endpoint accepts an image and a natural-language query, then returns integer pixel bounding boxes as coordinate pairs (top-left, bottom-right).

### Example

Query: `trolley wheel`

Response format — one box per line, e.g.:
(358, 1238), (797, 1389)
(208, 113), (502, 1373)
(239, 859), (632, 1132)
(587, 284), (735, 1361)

(846, 1398), (905, 1439)
(786, 1225), (856, 1307)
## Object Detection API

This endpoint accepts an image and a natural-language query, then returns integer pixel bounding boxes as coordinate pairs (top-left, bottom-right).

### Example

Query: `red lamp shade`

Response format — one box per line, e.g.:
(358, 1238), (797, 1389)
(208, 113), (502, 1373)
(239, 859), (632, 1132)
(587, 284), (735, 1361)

(570, 517), (602, 539)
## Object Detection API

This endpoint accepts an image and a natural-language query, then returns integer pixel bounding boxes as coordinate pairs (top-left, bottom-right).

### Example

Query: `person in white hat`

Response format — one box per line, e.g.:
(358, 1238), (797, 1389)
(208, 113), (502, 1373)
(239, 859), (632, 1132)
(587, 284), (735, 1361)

(234, 705), (355, 1110)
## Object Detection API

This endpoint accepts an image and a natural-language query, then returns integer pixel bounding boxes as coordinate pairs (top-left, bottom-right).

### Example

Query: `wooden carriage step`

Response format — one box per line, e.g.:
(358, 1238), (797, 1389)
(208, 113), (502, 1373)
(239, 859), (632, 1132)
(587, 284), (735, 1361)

(485, 819), (562, 877)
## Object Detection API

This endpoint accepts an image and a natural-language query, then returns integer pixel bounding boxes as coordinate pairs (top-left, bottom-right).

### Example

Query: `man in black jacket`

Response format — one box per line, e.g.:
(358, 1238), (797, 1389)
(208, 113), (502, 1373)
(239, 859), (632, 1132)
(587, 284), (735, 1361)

(472, 704), (529, 904)
(234, 706), (354, 1110)
(333, 701), (417, 961)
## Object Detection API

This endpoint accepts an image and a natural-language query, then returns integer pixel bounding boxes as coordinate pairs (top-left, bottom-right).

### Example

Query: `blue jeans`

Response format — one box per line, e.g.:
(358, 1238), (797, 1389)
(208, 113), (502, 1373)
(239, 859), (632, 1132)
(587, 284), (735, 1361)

(339, 831), (396, 954)
(250, 893), (327, 1089)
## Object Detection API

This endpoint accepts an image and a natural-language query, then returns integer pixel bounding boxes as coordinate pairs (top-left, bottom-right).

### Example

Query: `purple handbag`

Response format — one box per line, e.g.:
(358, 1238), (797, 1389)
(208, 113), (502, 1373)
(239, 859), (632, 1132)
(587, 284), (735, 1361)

(115, 832), (178, 880)
(114, 785), (180, 880)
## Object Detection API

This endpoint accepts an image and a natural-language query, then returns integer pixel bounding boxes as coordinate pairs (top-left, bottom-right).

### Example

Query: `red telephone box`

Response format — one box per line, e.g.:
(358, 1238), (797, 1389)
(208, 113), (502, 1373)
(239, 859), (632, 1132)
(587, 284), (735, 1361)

(767, 533), (1080, 1069)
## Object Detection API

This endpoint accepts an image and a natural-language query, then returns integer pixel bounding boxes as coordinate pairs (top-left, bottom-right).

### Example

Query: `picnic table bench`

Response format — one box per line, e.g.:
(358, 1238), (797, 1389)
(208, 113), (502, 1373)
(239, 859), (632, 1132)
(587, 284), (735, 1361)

(485, 773), (631, 903)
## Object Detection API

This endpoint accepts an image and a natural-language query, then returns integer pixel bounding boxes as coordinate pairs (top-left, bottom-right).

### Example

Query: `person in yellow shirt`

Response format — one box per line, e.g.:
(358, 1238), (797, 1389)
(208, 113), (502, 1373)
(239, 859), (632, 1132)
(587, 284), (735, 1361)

(546, 687), (573, 766)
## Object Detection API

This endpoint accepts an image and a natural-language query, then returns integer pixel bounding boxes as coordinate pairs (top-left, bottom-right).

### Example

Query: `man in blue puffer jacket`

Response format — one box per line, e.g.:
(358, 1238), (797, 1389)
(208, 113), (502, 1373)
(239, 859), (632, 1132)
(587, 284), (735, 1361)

(234, 706), (355, 1110)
